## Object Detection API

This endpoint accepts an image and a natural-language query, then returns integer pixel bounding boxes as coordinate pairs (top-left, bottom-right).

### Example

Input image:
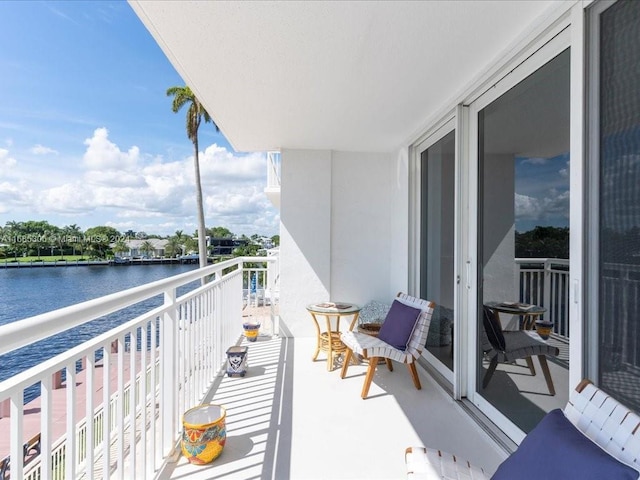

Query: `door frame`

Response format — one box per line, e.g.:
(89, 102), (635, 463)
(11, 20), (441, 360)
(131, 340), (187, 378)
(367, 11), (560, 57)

(410, 115), (460, 387)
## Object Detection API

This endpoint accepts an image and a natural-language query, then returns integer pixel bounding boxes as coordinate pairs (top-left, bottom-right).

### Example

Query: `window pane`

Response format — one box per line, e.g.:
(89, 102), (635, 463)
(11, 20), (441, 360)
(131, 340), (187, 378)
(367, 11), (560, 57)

(420, 131), (455, 371)
(598, 0), (640, 409)
(478, 49), (570, 432)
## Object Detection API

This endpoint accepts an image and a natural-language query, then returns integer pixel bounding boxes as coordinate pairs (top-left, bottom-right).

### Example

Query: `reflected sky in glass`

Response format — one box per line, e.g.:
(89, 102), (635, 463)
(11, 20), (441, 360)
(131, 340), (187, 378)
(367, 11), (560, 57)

(515, 151), (570, 232)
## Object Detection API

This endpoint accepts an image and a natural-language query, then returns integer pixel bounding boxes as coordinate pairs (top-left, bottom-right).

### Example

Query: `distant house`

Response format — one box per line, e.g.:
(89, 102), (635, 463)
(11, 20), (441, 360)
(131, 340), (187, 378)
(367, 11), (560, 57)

(114, 239), (169, 259)
(208, 238), (234, 256)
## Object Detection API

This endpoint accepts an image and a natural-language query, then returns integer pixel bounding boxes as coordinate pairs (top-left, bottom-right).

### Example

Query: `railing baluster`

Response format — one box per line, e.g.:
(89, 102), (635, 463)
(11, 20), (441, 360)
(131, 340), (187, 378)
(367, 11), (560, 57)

(161, 288), (178, 456)
(40, 374), (52, 479)
(10, 393), (23, 480)
(188, 298), (195, 407)
(65, 363), (76, 479)
(129, 329), (137, 477)
(150, 317), (159, 471)
(140, 323), (148, 478)
(102, 345), (111, 480)
(116, 337), (125, 480)
(85, 353), (95, 478)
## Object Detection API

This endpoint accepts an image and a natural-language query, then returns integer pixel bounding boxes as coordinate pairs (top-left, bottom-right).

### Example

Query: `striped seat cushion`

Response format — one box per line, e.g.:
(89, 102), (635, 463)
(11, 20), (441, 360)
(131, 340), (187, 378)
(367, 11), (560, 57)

(341, 330), (414, 363)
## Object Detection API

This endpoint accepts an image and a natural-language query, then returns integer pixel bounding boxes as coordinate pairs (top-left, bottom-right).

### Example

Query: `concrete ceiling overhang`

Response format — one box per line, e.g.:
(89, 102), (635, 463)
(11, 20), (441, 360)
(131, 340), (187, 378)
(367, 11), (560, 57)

(130, 1), (560, 153)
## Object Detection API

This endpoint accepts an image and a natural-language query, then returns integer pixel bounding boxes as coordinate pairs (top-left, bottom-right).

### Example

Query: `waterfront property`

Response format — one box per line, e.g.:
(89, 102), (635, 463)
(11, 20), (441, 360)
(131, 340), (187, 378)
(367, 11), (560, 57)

(3, 0), (640, 478)
(130, 0), (640, 444)
(115, 239), (169, 260)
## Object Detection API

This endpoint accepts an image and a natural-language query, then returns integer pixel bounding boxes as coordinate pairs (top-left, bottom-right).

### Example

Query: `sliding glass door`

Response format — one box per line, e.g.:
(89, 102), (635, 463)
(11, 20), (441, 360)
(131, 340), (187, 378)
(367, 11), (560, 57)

(469, 39), (571, 437)
(415, 123), (457, 381)
(587, 0), (640, 411)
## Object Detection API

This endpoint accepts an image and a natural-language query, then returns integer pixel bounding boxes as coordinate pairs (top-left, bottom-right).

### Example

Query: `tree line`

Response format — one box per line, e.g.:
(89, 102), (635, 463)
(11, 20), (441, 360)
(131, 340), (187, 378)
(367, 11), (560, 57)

(0, 220), (279, 260)
(515, 226), (569, 259)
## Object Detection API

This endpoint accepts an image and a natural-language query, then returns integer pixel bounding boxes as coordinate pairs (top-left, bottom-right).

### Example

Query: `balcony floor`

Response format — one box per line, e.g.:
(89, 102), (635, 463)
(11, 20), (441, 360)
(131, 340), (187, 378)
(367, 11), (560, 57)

(161, 335), (507, 480)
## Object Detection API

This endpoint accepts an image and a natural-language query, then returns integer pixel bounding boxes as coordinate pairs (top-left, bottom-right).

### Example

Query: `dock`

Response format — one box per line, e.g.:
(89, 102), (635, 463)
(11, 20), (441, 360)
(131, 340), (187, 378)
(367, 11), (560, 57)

(0, 258), (214, 268)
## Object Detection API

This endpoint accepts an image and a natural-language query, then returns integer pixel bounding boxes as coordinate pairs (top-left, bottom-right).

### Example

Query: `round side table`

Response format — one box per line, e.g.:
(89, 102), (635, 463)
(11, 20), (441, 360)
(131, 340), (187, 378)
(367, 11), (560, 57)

(306, 302), (360, 371)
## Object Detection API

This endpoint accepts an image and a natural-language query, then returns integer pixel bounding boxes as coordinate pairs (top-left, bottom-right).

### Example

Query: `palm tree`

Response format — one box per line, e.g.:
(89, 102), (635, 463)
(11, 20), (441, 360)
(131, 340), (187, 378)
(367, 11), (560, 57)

(167, 86), (218, 276)
(174, 230), (187, 256)
(63, 224), (83, 256)
(165, 236), (182, 258)
(140, 240), (155, 259)
(113, 239), (128, 259)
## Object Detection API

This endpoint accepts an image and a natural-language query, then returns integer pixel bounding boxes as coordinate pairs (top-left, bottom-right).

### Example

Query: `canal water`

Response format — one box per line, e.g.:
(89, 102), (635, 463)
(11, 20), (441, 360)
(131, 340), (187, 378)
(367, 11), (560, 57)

(0, 264), (200, 401)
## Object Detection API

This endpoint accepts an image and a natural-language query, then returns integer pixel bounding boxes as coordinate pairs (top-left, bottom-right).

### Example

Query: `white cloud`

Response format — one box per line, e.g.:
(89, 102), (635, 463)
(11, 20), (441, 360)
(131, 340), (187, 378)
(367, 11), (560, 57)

(0, 180), (33, 212)
(30, 144), (58, 155)
(0, 128), (279, 236)
(515, 190), (569, 221)
(0, 149), (17, 170)
(559, 159), (570, 178)
(84, 170), (145, 188)
(36, 182), (95, 213)
(515, 193), (541, 218)
(83, 127), (139, 170)
(521, 157), (549, 165)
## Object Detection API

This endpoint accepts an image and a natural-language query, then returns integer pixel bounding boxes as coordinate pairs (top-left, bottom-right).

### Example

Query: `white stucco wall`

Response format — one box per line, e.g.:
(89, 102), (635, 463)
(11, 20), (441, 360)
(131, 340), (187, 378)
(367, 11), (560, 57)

(279, 148), (401, 337)
(482, 153), (518, 327)
(390, 148), (410, 295)
(279, 149), (332, 337)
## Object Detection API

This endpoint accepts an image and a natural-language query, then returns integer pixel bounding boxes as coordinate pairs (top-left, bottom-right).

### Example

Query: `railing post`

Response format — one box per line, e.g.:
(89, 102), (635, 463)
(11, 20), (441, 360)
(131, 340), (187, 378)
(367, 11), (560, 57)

(0, 399), (9, 418)
(10, 394), (24, 480)
(161, 287), (179, 457)
(543, 259), (552, 315)
(40, 374), (53, 479)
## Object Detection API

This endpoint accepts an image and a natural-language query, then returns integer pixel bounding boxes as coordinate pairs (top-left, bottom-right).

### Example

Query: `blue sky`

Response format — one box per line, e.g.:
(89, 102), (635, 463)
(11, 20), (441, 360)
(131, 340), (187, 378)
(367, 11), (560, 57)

(0, 1), (279, 237)
(515, 152), (570, 232)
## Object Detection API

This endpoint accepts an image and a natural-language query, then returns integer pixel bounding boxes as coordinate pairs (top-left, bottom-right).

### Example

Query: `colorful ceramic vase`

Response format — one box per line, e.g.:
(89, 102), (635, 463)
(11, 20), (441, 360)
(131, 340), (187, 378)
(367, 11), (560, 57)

(226, 345), (249, 376)
(181, 404), (227, 465)
(535, 320), (553, 340)
(243, 322), (261, 342)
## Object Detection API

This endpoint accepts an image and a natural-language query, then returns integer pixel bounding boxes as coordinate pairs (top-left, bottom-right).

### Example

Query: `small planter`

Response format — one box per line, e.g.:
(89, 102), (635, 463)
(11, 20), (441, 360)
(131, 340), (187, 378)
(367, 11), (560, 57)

(226, 346), (249, 377)
(181, 404), (227, 465)
(535, 320), (554, 340)
(243, 322), (261, 342)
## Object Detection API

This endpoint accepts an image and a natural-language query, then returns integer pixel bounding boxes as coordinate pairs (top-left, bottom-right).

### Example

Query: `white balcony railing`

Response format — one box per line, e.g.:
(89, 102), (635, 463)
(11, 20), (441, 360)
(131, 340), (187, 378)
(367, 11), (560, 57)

(266, 151), (281, 191)
(515, 258), (570, 338)
(265, 151), (281, 209)
(0, 256), (278, 480)
(517, 258), (640, 373)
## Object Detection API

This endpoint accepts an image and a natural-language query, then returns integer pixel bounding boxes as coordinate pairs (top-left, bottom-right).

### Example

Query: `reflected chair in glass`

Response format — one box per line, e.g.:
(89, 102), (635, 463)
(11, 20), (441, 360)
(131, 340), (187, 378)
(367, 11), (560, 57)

(482, 306), (560, 395)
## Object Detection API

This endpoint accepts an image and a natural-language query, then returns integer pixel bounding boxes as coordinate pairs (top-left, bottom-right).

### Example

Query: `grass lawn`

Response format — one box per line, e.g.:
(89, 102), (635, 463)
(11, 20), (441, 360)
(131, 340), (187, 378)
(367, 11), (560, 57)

(0, 255), (95, 263)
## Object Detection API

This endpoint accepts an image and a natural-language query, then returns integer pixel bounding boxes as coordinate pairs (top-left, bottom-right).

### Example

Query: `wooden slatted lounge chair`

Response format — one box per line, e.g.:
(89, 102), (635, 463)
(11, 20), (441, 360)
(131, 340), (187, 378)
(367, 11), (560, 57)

(0, 456), (9, 480)
(340, 293), (435, 399)
(405, 379), (640, 479)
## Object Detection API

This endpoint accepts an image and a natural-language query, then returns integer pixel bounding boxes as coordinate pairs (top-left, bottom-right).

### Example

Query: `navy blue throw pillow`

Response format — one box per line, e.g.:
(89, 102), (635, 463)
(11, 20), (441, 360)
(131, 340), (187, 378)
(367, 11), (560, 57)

(491, 409), (639, 480)
(482, 306), (506, 352)
(377, 300), (421, 350)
